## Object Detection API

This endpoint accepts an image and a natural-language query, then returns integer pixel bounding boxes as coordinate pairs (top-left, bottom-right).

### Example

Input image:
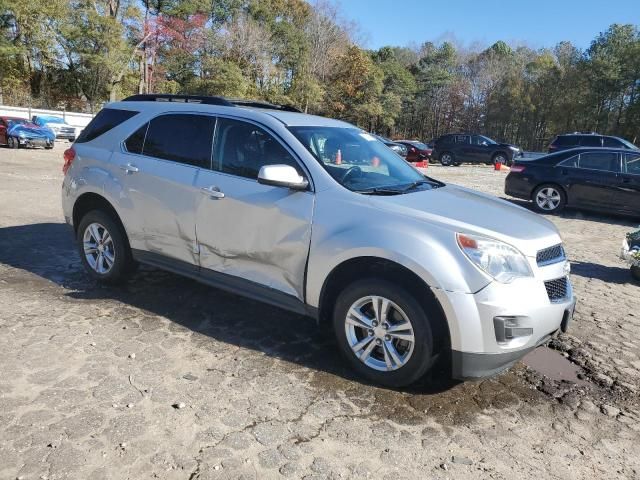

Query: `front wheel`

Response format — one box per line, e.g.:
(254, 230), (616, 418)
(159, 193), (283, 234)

(8, 136), (18, 149)
(77, 210), (133, 284)
(632, 266), (640, 282)
(333, 279), (434, 387)
(493, 153), (508, 165)
(532, 184), (566, 213)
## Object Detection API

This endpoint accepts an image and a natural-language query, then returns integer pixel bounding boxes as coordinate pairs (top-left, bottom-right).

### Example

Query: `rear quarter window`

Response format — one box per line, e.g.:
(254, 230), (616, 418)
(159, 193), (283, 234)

(75, 108), (139, 143)
(579, 136), (603, 147)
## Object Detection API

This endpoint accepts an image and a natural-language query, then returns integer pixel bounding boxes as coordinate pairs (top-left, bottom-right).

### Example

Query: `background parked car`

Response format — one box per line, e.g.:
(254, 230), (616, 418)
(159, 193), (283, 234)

(372, 134), (408, 158)
(31, 115), (77, 142)
(396, 140), (432, 162)
(0, 116), (55, 149)
(432, 133), (522, 166)
(547, 132), (639, 153)
(505, 147), (640, 217)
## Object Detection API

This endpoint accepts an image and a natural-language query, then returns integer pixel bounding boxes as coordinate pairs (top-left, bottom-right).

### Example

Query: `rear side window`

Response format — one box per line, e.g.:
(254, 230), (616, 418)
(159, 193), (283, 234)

(142, 114), (216, 169)
(124, 124), (148, 154)
(603, 137), (623, 148)
(454, 135), (470, 144)
(552, 135), (578, 146)
(75, 108), (138, 143)
(579, 136), (602, 147)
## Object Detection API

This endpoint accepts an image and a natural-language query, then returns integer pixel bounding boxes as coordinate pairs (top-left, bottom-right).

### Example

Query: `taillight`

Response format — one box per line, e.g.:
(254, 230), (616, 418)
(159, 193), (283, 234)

(63, 147), (76, 175)
(510, 164), (526, 173)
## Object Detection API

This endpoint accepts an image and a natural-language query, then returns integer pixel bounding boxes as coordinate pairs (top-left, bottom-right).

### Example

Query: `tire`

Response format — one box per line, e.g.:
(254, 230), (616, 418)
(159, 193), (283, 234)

(632, 266), (640, 282)
(45, 144), (54, 150)
(333, 279), (434, 387)
(439, 152), (454, 166)
(492, 152), (508, 166)
(76, 209), (133, 284)
(532, 184), (566, 214)
(8, 136), (18, 149)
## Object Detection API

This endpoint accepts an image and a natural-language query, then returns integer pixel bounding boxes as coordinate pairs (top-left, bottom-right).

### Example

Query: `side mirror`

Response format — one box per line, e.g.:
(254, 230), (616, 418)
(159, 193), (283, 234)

(410, 147), (416, 152)
(481, 141), (488, 146)
(258, 164), (309, 190)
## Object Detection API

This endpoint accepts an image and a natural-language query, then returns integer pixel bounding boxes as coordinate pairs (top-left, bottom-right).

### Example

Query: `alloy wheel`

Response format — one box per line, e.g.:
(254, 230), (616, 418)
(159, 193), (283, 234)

(441, 154), (452, 166)
(83, 222), (115, 274)
(535, 187), (561, 211)
(344, 295), (415, 372)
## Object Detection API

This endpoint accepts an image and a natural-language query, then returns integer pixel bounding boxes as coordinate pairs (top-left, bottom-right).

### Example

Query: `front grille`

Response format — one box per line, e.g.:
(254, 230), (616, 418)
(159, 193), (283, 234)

(60, 127), (75, 134)
(545, 277), (568, 302)
(537, 244), (565, 266)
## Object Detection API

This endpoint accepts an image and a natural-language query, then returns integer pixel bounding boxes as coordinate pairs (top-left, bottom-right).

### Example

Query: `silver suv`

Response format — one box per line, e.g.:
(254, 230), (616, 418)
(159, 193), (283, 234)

(62, 94), (575, 387)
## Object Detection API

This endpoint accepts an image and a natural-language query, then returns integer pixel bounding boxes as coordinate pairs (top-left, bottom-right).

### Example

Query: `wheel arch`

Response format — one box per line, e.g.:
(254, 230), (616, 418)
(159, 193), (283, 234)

(531, 182), (568, 201)
(317, 256), (451, 354)
(72, 192), (131, 249)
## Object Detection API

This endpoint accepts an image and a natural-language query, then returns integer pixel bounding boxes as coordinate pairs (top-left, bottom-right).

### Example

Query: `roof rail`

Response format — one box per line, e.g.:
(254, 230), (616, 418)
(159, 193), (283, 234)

(121, 94), (302, 113)
(227, 99), (302, 113)
(122, 94), (234, 106)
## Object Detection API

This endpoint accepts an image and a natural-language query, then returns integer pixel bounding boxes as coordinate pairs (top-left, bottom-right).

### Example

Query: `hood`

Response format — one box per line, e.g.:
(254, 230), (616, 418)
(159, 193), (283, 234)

(498, 142), (520, 150)
(369, 184), (560, 257)
(8, 124), (55, 141)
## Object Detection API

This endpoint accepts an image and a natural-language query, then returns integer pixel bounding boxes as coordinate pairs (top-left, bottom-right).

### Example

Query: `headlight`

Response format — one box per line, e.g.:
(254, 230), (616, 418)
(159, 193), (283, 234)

(18, 132), (26, 138)
(508, 145), (519, 151)
(456, 233), (532, 283)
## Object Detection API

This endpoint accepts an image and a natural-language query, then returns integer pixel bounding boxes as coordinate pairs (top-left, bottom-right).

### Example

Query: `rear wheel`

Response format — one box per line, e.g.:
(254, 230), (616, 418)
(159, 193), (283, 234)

(77, 210), (133, 284)
(632, 266), (640, 282)
(439, 152), (454, 166)
(532, 184), (566, 213)
(333, 279), (434, 387)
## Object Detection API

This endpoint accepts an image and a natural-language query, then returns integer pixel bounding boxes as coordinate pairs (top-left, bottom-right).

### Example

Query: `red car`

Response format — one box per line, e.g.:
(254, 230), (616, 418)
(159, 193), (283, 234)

(397, 140), (432, 163)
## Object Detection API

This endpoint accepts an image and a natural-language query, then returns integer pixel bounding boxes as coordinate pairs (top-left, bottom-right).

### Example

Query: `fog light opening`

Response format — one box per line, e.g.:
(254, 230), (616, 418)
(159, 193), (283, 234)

(494, 316), (533, 344)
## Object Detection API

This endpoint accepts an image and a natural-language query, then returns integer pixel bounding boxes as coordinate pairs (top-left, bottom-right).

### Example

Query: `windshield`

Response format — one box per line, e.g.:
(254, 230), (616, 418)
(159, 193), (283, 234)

(41, 116), (65, 124)
(289, 126), (442, 194)
(618, 137), (639, 150)
(410, 141), (428, 149)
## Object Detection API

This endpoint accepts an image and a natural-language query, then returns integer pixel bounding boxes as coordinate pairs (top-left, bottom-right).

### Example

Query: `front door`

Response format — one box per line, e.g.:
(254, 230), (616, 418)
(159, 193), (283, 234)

(194, 117), (314, 302)
(562, 151), (620, 209)
(616, 153), (640, 215)
(110, 113), (216, 267)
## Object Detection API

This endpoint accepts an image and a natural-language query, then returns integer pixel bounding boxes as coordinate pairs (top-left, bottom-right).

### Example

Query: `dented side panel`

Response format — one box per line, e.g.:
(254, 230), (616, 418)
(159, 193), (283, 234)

(194, 169), (314, 301)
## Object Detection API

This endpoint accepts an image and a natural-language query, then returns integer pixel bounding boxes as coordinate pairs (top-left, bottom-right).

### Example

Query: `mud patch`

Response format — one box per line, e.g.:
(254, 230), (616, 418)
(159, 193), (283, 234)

(522, 347), (588, 386)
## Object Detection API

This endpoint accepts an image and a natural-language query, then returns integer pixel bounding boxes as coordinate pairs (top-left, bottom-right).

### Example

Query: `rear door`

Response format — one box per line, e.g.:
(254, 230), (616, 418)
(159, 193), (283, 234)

(194, 116), (314, 302)
(454, 134), (472, 161)
(617, 153), (640, 215)
(111, 112), (216, 267)
(561, 151), (619, 209)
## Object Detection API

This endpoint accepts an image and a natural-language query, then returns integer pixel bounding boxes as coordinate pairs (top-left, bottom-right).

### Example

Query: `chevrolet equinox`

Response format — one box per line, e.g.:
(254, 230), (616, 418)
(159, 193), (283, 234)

(62, 94), (575, 387)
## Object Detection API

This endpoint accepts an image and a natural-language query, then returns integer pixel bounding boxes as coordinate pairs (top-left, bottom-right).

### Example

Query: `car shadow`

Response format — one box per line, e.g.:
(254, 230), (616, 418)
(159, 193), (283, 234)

(503, 198), (639, 227)
(570, 260), (633, 285)
(0, 222), (459, 395)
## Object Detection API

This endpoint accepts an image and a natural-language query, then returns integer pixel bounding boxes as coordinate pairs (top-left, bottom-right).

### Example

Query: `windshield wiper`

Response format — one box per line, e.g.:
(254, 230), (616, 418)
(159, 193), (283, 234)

(354, 187), (405, 195)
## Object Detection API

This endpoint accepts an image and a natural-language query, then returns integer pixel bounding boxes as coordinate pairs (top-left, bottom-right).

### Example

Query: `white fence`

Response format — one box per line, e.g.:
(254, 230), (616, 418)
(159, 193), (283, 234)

(0, 105), (94, 130)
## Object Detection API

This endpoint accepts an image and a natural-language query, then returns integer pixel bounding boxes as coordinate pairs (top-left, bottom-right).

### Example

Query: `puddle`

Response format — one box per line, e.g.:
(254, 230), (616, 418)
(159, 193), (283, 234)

(522, 347), (588, 386)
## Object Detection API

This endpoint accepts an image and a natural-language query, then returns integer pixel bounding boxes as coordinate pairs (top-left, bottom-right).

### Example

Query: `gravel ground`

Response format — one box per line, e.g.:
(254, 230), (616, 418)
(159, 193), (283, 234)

(0, 147), (639, 480)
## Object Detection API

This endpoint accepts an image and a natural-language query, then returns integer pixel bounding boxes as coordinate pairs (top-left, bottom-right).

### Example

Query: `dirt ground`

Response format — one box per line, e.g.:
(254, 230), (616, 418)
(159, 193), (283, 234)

(0, 146), (639, 480)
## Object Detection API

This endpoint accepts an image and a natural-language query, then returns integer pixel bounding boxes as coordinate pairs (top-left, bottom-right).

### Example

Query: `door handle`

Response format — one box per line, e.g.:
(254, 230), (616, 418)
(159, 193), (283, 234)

(201, 186), (225, 199)
(120, 163), (139, 174)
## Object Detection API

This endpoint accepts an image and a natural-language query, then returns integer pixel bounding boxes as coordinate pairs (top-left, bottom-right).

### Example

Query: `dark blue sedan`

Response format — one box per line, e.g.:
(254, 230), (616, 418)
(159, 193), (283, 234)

(0, 116), (56, 149)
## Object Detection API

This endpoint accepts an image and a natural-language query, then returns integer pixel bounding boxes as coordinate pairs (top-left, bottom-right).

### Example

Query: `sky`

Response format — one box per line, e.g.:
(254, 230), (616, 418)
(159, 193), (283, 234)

(337, 0), (640, 51)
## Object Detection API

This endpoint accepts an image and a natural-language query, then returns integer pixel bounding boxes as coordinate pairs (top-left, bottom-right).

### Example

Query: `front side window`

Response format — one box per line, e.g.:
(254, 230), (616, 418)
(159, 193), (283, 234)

(289, 126), (441, 194)
(603, 137), (623, 148)
(143, 114), (216, 168)
(579, 136), (602, 147)
(213, 118), (301, 180)
(624, 154), (640, 175)
(577, 151), (618, 172)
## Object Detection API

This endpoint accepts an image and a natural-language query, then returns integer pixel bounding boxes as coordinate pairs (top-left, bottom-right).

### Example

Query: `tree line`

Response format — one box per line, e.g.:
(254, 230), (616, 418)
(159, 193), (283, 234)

(1, 0), (639, 150)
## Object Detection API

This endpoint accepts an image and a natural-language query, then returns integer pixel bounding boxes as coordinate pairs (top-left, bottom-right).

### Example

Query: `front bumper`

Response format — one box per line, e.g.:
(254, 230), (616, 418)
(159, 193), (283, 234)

(432, 263), (575, 380)
(18, 137), (53, 148)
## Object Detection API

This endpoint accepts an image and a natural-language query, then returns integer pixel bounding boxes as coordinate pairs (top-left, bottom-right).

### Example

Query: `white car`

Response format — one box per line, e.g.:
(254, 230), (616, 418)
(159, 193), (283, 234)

(32, 115), (77, 141)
